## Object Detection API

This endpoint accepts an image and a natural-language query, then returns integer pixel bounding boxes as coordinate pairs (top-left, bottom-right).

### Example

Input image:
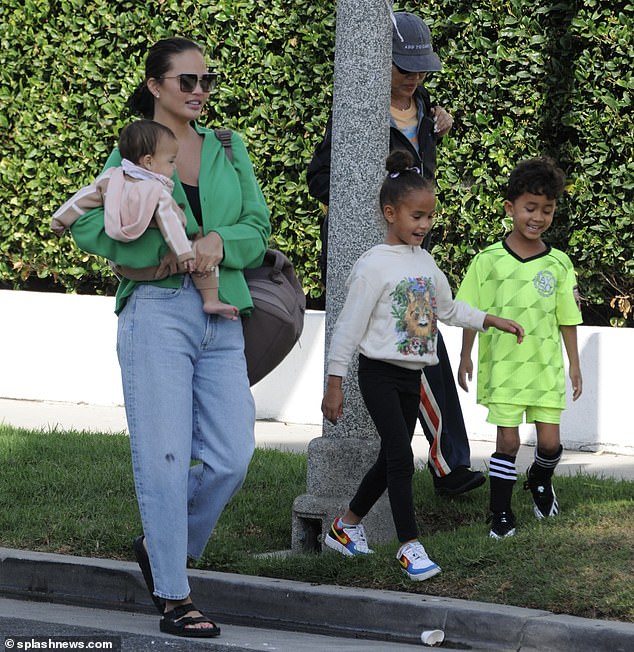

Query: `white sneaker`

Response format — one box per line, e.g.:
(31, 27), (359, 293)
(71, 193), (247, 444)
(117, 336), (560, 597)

(324, 518), (374, 556)
(396, 541), (441, 581)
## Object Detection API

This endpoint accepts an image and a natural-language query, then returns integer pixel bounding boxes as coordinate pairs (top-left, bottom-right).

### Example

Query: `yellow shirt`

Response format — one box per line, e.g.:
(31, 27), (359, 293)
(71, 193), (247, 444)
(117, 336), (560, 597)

(390, 103), (419, 152)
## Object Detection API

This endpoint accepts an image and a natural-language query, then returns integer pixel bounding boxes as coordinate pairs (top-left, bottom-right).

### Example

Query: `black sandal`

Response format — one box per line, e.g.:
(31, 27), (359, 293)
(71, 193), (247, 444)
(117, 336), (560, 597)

(132, 535), (165, 614)
(159, 603), (221, 638)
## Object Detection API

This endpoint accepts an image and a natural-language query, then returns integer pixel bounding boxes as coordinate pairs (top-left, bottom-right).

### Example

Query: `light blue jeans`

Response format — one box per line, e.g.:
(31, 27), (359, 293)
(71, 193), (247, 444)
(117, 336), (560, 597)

(117, 275), (255, 600)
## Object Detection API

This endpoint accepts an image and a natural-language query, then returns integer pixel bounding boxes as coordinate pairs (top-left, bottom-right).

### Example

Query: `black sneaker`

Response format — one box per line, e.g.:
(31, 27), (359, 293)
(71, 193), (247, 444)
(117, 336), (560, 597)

(524, 465), (559, 519)
(488, 511), (516, 539)
(432, 466), (486, 497)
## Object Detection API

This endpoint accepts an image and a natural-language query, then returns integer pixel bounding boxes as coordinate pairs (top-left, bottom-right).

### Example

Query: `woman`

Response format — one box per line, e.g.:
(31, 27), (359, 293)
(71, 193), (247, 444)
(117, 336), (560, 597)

(306, 12), (453, 206)
(70, 37), (270, 638)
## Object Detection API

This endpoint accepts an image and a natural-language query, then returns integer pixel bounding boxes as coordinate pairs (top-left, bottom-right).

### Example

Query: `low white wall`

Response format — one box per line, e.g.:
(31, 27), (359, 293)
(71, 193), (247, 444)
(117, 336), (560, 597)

(1, 289), (632, 454)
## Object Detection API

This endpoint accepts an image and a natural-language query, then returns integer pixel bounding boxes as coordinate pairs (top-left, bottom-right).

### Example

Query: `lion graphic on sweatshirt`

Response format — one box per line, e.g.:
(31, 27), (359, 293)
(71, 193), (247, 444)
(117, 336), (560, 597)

(390, 277), (438, 356)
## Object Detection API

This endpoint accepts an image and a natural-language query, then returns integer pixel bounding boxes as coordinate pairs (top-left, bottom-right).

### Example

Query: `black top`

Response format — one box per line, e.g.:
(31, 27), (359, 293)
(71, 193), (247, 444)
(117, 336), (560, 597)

(182, 182), (202, 226)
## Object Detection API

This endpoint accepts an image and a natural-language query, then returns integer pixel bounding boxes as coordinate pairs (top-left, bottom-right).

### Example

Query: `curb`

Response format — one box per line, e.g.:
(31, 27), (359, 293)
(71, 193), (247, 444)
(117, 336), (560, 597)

(1, 547), (633, 651)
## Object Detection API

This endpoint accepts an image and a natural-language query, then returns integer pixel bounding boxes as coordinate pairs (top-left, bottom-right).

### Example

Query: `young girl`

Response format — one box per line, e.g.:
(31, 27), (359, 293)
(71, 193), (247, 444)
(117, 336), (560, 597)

(321, 150), (524, 580)
(52, 119), (238, 319)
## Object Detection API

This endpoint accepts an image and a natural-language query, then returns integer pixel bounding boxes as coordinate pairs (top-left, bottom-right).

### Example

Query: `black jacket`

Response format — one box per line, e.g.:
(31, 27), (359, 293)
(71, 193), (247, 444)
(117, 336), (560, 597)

(306, 85), (438, 206)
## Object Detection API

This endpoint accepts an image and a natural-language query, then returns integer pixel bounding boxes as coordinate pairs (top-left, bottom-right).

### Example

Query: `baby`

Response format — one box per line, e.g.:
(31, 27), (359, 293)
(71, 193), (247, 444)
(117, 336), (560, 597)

(52, 119), (238, 318)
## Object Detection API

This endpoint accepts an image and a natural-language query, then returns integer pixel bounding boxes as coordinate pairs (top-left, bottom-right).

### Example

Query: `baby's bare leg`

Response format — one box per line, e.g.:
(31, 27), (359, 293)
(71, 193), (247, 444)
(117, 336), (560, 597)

(192, 268), (239, 319)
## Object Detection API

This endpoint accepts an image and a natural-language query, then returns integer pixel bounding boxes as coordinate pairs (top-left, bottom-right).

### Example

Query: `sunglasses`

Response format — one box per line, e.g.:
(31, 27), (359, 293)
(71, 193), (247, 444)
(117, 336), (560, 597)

(393, 64), (427, 78)
(160, 73), (217, 93)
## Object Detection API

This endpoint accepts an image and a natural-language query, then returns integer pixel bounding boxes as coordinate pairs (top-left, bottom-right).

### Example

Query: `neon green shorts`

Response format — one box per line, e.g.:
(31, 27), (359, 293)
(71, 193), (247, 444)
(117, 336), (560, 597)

(486, 403), (562, 427)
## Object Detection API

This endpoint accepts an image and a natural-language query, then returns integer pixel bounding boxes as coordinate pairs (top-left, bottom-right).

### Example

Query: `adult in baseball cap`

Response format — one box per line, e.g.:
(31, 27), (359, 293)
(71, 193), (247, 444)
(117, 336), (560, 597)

(392, 11), (442, 73)
(388, 13), (482, 500)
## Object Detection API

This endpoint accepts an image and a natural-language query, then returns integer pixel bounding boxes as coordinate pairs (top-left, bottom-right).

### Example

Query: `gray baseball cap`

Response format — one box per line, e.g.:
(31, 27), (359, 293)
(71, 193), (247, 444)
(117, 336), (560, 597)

(392, 12), (442, 73)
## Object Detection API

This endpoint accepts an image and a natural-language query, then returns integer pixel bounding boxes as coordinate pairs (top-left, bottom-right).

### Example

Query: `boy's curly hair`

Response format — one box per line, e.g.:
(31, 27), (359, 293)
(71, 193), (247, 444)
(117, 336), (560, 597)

(504, 157), (566, 202)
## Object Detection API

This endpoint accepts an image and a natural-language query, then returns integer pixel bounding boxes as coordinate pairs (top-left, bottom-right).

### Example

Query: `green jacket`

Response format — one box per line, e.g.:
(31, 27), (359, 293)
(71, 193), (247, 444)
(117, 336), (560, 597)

(70, 123), (271, 315)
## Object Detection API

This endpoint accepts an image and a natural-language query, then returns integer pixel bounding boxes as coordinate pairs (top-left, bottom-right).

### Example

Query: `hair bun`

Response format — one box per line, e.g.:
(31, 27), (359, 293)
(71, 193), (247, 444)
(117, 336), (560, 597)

(386, 149), (416, 175)
(127, 82), (154, 118)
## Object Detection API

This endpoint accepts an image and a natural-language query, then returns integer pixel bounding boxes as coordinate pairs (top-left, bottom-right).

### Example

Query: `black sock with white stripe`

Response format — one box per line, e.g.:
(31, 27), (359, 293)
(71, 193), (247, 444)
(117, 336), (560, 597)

(489, 453), (517, 513)
(529, 445), (563, 481)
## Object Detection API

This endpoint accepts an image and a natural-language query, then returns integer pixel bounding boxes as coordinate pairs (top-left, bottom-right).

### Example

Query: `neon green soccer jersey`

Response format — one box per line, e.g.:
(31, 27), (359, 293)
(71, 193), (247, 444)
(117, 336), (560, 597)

(456, 241), (582, 409)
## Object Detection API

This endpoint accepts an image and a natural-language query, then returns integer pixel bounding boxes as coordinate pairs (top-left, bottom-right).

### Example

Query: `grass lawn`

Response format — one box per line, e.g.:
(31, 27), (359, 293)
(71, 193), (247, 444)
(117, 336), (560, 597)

(1, 424), (632, 623)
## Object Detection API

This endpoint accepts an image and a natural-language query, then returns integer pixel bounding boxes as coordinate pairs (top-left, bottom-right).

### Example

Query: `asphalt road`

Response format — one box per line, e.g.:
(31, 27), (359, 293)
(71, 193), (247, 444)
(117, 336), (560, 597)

(0, 597), (479, 652)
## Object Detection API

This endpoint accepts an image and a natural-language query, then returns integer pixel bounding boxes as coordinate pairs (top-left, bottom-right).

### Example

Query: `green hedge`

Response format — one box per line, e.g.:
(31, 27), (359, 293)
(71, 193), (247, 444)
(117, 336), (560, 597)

(0, 0), (632, 325)
(422, 0), (634, 327)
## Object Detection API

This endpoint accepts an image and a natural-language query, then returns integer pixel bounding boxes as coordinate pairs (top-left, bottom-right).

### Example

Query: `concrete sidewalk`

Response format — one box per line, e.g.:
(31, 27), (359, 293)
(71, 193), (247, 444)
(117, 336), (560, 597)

(2, 398), (633, 480)
(1, 398), (634, 651)
(0, 595), (431, 652)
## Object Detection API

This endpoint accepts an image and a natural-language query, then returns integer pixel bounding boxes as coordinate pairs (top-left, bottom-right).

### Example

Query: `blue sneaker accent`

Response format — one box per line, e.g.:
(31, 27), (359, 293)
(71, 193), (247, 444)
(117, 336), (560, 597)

(324, 518), (373, 556)
(396, 541), (441, 581)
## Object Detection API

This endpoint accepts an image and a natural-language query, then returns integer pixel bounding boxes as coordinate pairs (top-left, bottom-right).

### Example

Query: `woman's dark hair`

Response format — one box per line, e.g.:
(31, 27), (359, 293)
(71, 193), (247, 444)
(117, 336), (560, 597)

(127, 38), (205, 119)
(504, 157), (566, 202)
(379, 149), (435, 209)
(118, 119), (176, 163)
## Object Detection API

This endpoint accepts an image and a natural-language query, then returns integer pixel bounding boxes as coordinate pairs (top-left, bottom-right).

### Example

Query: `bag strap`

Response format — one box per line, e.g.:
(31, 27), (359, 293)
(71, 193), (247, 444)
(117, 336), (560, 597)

(214, 128), (233, 163)
(266, 249), (287, 275)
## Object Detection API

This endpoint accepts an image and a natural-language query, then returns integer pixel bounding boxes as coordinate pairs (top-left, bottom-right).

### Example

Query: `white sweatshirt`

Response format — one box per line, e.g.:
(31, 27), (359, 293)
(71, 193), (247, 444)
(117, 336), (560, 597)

(327, 244), (487, 377)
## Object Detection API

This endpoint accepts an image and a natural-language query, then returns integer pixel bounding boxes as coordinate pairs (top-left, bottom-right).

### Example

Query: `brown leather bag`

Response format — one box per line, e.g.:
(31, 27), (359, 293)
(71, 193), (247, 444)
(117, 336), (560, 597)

(241, 248), (305, 385)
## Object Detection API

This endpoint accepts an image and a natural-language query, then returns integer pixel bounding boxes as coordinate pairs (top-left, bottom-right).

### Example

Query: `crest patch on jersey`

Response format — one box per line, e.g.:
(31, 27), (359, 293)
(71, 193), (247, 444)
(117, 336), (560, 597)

(533, 270), (556, 297)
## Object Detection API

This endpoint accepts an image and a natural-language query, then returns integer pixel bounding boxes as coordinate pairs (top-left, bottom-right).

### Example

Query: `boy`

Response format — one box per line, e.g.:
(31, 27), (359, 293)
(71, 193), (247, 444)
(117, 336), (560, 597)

(456, 157), (583, 538)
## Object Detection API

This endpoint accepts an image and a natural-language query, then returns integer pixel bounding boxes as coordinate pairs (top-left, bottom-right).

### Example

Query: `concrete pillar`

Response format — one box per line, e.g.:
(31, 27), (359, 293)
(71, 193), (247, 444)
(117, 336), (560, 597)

(292, 0), (395, 553)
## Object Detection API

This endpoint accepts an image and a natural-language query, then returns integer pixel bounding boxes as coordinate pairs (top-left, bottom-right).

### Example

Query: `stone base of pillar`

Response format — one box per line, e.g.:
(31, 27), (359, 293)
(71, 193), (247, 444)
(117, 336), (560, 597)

(291, 436), (397, 554)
